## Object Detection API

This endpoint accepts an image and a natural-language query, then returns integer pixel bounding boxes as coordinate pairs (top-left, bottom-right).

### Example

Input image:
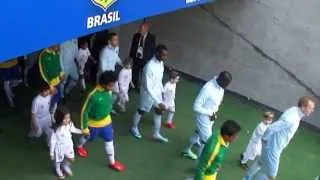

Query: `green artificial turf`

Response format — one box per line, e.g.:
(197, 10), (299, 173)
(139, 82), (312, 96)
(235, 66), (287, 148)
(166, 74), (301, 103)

(0, 75), (319, 180)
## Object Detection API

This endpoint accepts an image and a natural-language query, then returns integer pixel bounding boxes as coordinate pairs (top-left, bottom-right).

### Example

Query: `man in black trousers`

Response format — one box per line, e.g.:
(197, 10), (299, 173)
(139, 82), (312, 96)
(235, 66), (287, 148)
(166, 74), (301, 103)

(129, 21), (156, 88)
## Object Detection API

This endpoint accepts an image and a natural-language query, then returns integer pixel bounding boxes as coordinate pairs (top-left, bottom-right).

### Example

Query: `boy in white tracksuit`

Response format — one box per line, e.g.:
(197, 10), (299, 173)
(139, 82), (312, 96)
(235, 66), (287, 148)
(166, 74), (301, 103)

(240, 112), (274, 169)
(244, 96), (315, 180)
(28, 83), (53, 145)
(182, 71), (232, 160)
(130, 45), (169, 143)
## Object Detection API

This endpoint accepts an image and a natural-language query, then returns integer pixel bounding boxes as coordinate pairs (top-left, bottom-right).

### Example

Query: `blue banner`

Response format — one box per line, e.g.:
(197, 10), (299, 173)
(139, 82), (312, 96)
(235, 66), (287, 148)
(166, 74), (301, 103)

(0, 0), (211, 62)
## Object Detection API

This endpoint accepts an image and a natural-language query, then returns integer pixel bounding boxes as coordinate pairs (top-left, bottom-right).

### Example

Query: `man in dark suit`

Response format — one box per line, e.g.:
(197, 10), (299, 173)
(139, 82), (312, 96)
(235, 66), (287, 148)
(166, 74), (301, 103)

(129, 22), (156, 88)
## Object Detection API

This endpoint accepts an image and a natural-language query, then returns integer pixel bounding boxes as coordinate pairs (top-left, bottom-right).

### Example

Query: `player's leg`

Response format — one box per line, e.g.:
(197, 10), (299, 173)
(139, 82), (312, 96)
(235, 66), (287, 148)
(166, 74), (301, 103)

(182, 130), (200, 160)
(152, 106), (168, 143)
(182, 114), (204, 160)
(131, 109), (145, 139)
(76, 127), (99, 158)
(196, 114), (213, 156)
(101, 124), (125, 172)
(64, 78), (77, 96)
(243, 158), (262, 180)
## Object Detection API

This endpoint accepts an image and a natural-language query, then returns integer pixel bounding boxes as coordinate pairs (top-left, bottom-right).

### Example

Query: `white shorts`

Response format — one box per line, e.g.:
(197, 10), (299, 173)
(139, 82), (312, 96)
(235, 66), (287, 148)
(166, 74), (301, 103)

(194, 113), (214, 143)
(139, 88), (160, 112)
(166, 106), (175, 112)
(28, 117), (52, 139)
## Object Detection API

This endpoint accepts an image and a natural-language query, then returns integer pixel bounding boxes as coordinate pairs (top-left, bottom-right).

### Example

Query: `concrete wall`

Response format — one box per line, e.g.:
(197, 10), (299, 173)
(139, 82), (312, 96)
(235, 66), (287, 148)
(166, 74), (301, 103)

(115, 0), (320, 123)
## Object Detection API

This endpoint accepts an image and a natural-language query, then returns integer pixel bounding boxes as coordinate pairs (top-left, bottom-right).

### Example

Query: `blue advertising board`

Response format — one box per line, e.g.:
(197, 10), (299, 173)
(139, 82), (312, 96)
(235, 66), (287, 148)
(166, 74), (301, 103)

(0, 0), (211, 62)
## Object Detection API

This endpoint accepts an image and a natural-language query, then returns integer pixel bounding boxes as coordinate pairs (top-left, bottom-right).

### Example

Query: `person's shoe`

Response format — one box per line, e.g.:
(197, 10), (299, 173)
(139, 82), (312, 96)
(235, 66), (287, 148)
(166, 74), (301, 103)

(182, 150), (198, 160)
(165, 122), (176, 129)
(109, 161), (125, 172)
(63, 165), (73, 176)
(111, 109), (118, 115)
(153, 134), (169, 143)
(76, 147), (88, 158)
(56, 169), (65, 179)
(240, 163), (249, 170)
(130, 127), (142, 139)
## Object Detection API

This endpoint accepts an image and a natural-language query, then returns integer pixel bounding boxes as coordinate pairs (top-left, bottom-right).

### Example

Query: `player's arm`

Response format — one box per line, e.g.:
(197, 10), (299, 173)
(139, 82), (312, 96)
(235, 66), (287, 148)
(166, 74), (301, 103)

(80, 92), (94, 134)
(30, 99), (39, 132)
(69, 122), (82, 134)
(193, 87), (213, 116)
(145, 66), (162, 105)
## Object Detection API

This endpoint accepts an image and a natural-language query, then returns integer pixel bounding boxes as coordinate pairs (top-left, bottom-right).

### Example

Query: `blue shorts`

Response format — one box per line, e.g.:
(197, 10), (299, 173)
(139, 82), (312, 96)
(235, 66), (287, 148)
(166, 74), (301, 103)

(88, 124), (113, 142)
(50, 83), (62, 107)
(0, 66), (20, 81)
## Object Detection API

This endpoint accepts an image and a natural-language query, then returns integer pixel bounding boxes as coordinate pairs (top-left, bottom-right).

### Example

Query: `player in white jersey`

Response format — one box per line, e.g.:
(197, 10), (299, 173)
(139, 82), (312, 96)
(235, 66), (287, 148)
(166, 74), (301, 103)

(182, 71), (232, 160)
(28, 82), (53, 145)
(114, 57), (134, 112)
(50, 106), (82, 179)
(76, 41), (95, 90)
(130, 45), (169, 143)
(243, 96), (316, 180)
(163, 70), (180, 129)
(240, 111), (274, 169)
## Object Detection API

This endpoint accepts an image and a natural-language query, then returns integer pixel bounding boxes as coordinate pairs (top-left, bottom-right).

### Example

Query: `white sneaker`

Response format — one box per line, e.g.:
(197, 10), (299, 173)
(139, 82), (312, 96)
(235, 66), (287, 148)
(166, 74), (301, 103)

(182, 149), (198, 160)
(56, 168), (65, 179)
(130, 127), (142, 139)
(153, 134), (169, 143)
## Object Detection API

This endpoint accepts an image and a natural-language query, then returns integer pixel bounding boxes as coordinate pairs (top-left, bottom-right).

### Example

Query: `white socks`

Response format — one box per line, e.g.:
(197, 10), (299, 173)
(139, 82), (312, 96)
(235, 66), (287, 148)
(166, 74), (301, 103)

(246, 159), (261, 178)
(132, 111), (142, 130)
(185, 132), (200, 152)
(78, 136), (88, 147)
(104, 141), (115, 165)
(153, 114), (162, 136)
(167, 112), (175, 124)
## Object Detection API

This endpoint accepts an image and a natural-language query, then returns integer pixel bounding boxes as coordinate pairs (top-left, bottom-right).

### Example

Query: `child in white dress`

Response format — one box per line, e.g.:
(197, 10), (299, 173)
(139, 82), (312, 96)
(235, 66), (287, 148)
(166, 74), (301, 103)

(163, 71), (180, 129)
(50, 106), (82, 179)
(76, 41), (95, 90)
(240, 111), (274, 169)
(114, 57), (134, 112)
